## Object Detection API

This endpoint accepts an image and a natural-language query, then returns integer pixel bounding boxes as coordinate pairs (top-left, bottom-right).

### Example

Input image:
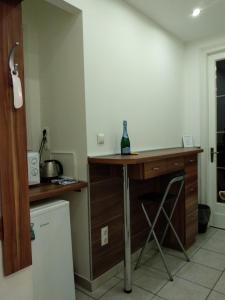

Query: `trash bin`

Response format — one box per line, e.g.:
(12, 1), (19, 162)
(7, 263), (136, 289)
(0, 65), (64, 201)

(198, 204), (211, 233)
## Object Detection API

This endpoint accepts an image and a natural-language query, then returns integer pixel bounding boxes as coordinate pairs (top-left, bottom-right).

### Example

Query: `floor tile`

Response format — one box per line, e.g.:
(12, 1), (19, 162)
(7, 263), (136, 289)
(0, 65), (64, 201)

(207, 291), (225, 300)
(202, 237), (225, 255)
(196, 227), (218, 243)
(144, 252), (186, 275)
(133, 249), (158, 265)
(192, 248), (225, 271)
(214, 271), (225, 295)
(158, 277), (210, 300)
(176, 261), (221, 288)
(164, 240), (201, 259)
(100, 281), (154, 300)
(210, 229), (225, 242)
(152, 296), (166, 300)
(116, 266), (152, 282)
(76, 289), (94, 300)
(117, 249), (158, 280)
(158, 227), (217, 261)
(77, 277), (120, 299)
(133, 267), (168, 293)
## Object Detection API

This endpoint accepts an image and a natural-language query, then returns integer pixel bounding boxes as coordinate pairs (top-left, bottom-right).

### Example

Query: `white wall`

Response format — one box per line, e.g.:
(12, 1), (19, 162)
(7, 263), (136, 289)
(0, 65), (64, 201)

(90, 2), (184, 155)
(23, 1), (42, 151)
(83, 0), (185, 155)
(37, 0), (90, 279)
(59, 0), (185, 156)
(0, 246), (33, 300)
(22, 0), (90, 281)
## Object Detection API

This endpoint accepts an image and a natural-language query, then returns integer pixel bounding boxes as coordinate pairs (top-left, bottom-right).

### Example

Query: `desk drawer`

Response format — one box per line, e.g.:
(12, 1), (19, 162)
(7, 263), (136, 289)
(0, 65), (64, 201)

(167, 158), (184, 172)
(143, 160), (168, 179)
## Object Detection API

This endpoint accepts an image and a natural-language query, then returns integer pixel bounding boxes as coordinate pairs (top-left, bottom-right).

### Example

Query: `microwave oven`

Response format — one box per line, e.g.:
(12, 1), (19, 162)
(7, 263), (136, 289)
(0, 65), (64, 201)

(27, 152), (40, 186)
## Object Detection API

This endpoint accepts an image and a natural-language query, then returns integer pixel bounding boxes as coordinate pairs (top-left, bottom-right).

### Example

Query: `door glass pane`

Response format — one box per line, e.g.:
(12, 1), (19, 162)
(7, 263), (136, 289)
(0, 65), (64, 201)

(216, 60), (225, 203)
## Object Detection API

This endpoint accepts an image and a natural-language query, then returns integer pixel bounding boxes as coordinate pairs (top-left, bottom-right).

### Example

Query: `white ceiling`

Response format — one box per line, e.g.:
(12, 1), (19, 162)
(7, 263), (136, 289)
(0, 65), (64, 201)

(125, 0), (225, 42)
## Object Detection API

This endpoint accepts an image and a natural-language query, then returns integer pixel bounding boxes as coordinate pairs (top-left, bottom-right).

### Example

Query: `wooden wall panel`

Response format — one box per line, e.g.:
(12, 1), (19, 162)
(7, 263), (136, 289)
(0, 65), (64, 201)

(0, 1), (32, 275)
(90, 167), (124, 279)
(89, 164), (185, 279)
(184, 156), (198, 247)
(89, 152), (200, 280)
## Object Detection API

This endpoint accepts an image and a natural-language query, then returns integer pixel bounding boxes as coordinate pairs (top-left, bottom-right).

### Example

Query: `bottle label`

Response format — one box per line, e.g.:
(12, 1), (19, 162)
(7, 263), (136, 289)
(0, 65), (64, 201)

(121, 147), (130, 155)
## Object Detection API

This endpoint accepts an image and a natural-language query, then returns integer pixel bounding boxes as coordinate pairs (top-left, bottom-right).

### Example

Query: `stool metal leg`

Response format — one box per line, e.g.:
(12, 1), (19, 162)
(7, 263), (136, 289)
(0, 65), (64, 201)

(161, 207), (190, 262)
(159, 180), (190, 262)
(135, 197), (166, 270)
(135, 203), (173, 281)
(160, 181), (184, 246)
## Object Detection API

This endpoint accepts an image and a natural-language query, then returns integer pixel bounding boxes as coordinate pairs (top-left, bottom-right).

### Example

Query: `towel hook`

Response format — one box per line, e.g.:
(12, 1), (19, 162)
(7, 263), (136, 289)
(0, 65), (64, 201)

(9, 42), (19, 75)
(8, 42), (23, 109)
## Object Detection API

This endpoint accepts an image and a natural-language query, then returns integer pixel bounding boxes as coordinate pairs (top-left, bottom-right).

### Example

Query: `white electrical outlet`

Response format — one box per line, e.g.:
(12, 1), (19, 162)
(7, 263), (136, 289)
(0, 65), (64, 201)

(101, 226), (108, 246)
(97, 133), (104, 145)
(42, 127), (50, 150)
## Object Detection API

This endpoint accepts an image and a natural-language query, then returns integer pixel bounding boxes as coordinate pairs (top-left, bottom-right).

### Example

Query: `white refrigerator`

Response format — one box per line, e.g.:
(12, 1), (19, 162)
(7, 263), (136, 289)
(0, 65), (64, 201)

(30, 200), (76, 300)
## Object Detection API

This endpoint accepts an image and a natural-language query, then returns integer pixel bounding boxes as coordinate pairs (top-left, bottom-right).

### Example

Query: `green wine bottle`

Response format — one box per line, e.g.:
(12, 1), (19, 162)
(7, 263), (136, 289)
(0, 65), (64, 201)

(121, 120), (130, 155)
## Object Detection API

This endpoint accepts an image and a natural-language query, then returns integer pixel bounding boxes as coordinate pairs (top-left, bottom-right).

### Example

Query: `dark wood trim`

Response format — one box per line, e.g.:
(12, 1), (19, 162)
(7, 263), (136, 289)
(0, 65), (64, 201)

(0, 1), (31, 275)
(88, 147), (203, 165)
(0, 218), (3, 240)
(29, 181), (88, 202)
(0, 1), (23, 3)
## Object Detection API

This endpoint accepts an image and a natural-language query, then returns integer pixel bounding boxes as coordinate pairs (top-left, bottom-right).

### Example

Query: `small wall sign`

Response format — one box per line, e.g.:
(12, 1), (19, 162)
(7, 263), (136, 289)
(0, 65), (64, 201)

(182, 135), (194, 147)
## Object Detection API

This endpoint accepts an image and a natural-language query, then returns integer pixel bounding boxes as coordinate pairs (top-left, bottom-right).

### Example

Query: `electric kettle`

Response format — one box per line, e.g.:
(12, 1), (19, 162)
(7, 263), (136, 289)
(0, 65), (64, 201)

(40, 160), (63, 180)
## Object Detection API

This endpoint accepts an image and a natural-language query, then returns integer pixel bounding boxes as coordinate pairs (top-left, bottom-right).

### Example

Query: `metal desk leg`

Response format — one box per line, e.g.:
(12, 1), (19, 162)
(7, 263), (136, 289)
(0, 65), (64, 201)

(123, 165), (132, 293)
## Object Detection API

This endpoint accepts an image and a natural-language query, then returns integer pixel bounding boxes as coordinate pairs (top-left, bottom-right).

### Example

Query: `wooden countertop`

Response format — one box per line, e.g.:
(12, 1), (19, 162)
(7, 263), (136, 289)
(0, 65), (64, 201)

(88, 147), (203, 165)
(29, 181), (88, 203)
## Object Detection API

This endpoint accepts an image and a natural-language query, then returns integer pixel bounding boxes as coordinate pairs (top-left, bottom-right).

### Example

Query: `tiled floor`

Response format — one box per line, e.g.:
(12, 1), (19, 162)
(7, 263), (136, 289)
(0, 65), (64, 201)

(76, 227), (225, 300)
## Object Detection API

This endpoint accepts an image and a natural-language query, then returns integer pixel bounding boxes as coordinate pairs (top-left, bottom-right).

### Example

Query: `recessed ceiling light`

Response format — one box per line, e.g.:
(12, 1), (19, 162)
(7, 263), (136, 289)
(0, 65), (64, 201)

(192, 8), (201, 17)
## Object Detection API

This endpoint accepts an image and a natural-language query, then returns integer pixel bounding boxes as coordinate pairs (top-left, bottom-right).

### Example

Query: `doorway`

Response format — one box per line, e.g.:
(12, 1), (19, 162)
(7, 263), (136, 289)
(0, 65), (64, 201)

(208, 51), (225, 228)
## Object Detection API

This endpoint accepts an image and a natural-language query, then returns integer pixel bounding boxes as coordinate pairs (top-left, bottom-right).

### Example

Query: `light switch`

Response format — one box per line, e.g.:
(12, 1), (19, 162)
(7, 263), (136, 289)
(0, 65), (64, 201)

(97, 133), (104, 145)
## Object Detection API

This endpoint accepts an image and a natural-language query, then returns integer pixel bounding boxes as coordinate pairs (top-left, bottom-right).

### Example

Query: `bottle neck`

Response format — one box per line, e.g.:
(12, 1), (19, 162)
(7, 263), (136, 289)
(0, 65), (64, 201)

(123, 124), (128, 138)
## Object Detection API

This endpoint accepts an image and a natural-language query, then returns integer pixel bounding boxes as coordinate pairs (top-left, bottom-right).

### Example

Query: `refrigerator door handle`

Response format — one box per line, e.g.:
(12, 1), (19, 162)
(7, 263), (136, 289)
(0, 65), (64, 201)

(30, 223), (35, 241)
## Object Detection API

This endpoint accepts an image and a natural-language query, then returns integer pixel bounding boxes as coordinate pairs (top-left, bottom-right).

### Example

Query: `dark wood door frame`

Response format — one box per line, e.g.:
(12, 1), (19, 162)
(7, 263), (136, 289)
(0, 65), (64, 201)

(0, 0), (32, 275)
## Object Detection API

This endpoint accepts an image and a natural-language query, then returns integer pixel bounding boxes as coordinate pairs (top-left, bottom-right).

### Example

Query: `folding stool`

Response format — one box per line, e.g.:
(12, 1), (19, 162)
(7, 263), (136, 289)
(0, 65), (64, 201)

(135, 174), (190, 281)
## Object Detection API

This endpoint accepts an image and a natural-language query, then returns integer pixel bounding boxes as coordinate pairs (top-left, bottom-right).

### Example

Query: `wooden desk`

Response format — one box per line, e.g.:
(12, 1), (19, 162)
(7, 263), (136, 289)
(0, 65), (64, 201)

(88, 147), (203, 292)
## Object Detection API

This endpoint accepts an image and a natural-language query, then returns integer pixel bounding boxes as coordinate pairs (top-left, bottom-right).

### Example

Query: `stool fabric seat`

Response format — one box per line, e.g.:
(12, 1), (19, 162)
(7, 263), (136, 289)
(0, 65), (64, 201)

(140, 192), (176, 203)
(135, 175), (190, 281)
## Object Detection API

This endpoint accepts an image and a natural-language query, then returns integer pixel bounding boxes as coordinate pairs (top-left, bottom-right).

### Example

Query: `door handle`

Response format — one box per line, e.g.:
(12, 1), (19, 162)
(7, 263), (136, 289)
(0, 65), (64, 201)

(210, 147), (219, 163)
(8, 42), (23, 109)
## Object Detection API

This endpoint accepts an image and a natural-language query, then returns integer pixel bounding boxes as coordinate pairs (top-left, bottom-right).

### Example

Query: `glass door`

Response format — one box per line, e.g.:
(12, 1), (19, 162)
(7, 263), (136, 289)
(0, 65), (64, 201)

(216, 60), (225, 203)
(208, 52), (225, 229)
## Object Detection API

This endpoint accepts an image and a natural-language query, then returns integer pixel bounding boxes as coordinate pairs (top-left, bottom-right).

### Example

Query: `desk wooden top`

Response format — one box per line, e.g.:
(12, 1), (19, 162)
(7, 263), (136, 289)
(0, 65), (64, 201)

(88, 147), (203, 165)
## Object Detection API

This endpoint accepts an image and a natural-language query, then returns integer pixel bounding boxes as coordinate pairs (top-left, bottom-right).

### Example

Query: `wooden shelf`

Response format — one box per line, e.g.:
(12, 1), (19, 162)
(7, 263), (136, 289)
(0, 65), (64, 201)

(29, 181), (88, 203)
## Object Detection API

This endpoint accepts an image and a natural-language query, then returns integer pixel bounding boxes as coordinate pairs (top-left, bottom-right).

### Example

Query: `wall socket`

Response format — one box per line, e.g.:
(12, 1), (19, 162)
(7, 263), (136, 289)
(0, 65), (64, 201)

(101, 226), (108, 246)
(97, 133), (104, 145)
